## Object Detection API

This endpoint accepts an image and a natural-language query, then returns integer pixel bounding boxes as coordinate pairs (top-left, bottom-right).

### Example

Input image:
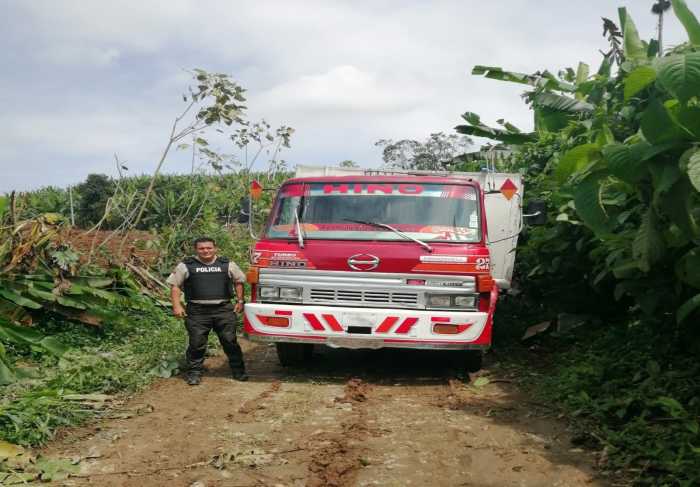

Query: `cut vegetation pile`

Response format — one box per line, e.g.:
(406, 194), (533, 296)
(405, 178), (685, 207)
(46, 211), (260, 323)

(0, 200), (184, 456)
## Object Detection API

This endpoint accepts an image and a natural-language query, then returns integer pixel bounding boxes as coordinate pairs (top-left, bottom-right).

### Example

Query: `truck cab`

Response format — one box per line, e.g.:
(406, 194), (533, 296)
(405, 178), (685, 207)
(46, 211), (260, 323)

(243, 166), (523, 369)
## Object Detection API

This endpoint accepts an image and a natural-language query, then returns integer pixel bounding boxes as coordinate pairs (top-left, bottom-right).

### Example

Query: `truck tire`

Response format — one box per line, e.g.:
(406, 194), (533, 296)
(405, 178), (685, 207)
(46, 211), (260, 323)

(464, 350), (483, 373)
(275, 343), (313, 366)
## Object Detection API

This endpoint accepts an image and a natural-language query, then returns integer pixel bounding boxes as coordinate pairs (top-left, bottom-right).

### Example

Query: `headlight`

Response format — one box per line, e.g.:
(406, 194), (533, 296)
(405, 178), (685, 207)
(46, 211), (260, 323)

(426, 294), (477, 309)
(427, 295), (451, 307)
(259, 286), (279, 299)
(454, 295), (476, 308)
(279, 287), (302, 300)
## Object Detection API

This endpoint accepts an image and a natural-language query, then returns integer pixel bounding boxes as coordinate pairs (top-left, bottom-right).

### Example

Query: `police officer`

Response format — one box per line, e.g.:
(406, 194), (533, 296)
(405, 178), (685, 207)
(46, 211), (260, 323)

(167, 237), (248, 385)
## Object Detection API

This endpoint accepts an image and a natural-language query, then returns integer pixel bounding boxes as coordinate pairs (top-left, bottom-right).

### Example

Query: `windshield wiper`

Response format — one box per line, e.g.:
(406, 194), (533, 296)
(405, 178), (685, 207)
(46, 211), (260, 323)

(294, 204), (305, 249)
(343, 218), (433, 252)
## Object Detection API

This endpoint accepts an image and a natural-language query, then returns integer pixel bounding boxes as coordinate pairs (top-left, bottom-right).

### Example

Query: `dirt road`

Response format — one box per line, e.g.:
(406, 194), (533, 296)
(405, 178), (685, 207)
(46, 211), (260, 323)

(44, 340), (603, 486)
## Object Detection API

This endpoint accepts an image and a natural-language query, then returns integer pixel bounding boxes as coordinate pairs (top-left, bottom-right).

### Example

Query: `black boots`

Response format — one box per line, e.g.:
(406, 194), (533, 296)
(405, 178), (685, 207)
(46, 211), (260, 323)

(232, 370), (249, 382)
(185, 371), (201, 385)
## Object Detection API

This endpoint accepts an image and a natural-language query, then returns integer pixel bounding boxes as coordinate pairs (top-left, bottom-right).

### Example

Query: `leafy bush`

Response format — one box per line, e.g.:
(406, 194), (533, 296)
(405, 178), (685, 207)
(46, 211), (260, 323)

(525, 324), (700, 485)
(472, 2), (700, 483)
(0, 303), (185, 446)
(460, 1), (700, 333)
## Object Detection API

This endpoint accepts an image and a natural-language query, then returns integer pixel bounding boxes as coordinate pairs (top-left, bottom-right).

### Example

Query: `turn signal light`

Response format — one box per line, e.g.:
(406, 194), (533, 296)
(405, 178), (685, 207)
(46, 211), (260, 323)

(257, 315), (289, 327)
(432, 323), (472, 335)
(477, 275), (494, 292)
(433, 324), (460, 334)
(246, 266), (259, 284)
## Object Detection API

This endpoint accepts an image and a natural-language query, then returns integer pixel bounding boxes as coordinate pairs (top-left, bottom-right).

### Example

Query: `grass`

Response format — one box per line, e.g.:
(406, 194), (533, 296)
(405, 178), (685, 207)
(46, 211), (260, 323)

(494, 299), (700, 486)
(0, 301), (188, 446)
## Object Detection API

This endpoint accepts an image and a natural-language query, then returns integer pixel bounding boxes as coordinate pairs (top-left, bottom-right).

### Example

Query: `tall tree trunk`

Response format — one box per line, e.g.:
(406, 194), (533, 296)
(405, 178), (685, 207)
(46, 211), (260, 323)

(658, 8), (664, 57)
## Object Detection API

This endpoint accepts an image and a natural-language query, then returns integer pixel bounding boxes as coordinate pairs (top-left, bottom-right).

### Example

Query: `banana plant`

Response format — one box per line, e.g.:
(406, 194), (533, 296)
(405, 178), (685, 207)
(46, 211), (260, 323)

(462, 2), (700, 324)
(0, 214), (146, 384)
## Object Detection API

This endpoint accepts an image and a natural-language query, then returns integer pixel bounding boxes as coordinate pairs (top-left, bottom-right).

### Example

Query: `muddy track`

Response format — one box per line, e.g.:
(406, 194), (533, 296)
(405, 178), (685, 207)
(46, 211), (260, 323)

(307, 379), (375, 487)
(41, 340), (606, 486)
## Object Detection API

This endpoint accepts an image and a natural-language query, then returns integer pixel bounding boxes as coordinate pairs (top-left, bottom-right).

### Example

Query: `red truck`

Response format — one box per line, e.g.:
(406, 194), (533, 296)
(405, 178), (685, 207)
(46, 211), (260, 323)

(242, 165), (527, 371)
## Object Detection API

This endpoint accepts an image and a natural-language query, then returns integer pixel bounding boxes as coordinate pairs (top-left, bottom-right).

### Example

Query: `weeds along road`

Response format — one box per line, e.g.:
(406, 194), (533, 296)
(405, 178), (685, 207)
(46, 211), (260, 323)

(43, 340), (603, 487)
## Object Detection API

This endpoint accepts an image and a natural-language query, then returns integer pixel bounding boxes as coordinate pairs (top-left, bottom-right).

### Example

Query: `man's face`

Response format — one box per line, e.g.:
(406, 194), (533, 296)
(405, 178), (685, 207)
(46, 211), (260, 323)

(195, 241), (217, 262)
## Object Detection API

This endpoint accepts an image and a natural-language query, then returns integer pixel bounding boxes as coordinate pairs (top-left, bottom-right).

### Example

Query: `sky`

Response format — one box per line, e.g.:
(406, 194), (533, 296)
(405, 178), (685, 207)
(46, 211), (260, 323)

(0, 0), (692, 193)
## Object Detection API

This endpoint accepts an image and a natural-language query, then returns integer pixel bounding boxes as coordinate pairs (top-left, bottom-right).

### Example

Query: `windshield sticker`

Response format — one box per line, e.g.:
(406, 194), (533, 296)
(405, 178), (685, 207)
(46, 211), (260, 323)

(322, 183), (424, 195)
(280, 184), (306, 197)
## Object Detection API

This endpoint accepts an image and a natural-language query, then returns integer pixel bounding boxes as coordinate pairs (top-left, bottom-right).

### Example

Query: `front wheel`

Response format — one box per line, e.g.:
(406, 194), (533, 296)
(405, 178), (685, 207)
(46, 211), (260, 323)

(275, 342), (313, 366)
(464, 350), (483, 373)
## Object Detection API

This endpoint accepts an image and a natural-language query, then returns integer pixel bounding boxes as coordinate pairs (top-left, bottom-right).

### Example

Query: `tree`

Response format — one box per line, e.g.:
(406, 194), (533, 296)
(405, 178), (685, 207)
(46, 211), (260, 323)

(339, 160), (359, 168)
(652, 0), (672, 55)
(75, 174), (114, 227)
(129, 70), (248, 232)
(375, 132), (473, 171)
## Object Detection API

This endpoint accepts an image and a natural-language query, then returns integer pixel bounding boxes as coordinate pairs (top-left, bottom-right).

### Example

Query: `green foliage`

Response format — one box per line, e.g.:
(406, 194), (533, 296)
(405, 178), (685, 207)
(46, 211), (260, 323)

(672, 0), (700, 45)
(455, 111), (535, 145)
(465, 4), (700, 326)
(0, 213), (153, 384)
(624, 65), (656, 100)
(0, 67), (291, 449)
(0, 304), (186, 446)
(467, 3), (700, 483)
(573, 174), (612, 236)
(688, 150), (700, 191)
(656, 52), (700, 104)
(554, 143), (600, 182)
(518, 324), (700, 485)
(15, 187), (71, 220)
(620, 8), (647, 62)
(74, 174), (114, 228)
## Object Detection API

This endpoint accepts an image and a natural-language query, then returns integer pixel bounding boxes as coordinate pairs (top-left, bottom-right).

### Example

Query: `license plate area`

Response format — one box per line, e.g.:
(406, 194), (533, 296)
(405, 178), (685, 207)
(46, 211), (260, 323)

(341, 312), (376, 329)
(346, 326), (372, 335)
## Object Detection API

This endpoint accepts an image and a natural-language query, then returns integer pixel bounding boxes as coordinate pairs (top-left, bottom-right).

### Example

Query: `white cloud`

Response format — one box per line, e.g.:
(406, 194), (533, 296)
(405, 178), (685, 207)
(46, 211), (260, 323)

(40, 45), (121, 68)
(256, 65), (424, 114)
(0, 0), (693, 192)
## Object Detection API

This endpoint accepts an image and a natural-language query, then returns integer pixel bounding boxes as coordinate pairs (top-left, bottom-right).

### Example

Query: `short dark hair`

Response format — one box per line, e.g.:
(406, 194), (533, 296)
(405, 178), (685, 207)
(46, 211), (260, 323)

(193, 237), (216, 247)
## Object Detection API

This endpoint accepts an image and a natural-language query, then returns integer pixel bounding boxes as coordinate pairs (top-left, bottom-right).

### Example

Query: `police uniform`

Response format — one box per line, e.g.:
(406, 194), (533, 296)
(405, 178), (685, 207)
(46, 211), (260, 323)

(166, 256), (247, 378)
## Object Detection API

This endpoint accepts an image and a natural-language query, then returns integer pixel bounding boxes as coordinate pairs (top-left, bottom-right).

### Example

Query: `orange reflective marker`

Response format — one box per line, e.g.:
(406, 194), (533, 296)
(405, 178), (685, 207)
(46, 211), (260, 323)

(500, 178), (517, 201)
(250, 180), (263, 200)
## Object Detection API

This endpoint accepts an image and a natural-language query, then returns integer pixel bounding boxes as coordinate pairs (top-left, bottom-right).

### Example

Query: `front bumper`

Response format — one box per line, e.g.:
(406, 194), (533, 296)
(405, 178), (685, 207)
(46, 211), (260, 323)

(243, 303), (492, 350)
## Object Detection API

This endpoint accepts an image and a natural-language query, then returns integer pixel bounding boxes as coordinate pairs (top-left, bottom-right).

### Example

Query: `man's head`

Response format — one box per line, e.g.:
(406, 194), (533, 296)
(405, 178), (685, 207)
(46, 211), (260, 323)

(193, 237), (217, 262)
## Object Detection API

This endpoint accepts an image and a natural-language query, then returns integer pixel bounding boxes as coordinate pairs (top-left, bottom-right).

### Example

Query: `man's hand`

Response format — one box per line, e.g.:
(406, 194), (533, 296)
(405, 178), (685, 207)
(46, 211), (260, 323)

(173, 304), (186, 318)
(170, 286), (186, 318)
(234, 301), (245, 313)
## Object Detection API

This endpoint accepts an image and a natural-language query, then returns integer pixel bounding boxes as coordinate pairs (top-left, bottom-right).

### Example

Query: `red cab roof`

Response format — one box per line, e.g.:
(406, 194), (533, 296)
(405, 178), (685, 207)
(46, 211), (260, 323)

(283, 175), (481, 186)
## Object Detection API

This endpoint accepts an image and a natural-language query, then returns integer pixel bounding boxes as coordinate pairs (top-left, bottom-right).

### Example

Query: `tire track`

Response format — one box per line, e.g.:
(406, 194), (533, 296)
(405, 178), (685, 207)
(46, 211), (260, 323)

(306, 378), (377, 487)
(236, 379), (282, 415)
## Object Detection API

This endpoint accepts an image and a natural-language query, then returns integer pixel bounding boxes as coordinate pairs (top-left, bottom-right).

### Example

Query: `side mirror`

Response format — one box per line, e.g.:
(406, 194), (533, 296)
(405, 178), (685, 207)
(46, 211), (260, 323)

(236, 197), (250, 224)
(523, 199), (547, 226)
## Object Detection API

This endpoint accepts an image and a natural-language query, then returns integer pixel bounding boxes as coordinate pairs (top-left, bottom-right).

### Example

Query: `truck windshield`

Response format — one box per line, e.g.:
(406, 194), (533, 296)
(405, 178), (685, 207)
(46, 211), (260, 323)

(265, 182), (481, 243)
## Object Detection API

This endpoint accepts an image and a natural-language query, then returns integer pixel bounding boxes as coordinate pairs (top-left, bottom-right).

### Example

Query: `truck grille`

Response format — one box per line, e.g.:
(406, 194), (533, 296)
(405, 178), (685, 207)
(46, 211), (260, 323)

(310, 288), (419, 307)
(257, 268), (476, 310)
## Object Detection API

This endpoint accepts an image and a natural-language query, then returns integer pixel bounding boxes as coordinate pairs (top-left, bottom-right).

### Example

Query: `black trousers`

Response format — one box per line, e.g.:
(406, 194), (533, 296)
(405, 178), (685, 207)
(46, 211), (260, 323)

(184, 303), (245, 374)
